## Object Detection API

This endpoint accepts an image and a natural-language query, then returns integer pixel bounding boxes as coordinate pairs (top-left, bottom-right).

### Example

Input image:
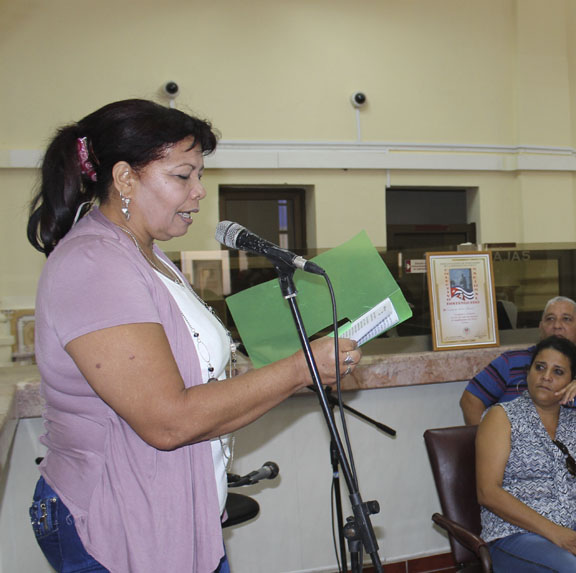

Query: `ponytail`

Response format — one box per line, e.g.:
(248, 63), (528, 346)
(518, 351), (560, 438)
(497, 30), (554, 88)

(27, 126), (102, 256)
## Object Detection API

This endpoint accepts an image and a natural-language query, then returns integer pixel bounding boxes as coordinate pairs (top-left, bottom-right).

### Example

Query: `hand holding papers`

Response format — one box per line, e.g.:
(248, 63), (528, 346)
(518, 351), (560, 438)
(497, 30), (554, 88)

(339, 298), (400, 346)
(225, 231), (412, 368)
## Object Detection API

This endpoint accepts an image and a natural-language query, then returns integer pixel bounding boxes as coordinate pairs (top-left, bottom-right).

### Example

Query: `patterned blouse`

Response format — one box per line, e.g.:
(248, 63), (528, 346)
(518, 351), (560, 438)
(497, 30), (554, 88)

(481, 392), (576, 542)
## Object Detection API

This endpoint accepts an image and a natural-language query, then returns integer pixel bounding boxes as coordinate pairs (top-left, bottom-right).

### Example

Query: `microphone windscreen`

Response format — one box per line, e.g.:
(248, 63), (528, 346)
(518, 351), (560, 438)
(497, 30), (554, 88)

(264, 461), (279, 479)
(215, 221), (243, 248)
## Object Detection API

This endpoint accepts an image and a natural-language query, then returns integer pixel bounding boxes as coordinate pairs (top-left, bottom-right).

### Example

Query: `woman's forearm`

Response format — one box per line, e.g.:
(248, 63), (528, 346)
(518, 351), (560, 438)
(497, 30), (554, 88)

(479, 485), (563, 542)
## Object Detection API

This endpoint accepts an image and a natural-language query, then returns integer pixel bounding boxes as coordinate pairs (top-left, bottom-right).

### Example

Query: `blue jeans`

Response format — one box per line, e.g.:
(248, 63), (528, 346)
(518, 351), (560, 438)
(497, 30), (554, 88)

(490, 532), (576, 572)
(216, 551), (231, 573)
(30, 476), (231, 573)
(29, 476), (108, 572)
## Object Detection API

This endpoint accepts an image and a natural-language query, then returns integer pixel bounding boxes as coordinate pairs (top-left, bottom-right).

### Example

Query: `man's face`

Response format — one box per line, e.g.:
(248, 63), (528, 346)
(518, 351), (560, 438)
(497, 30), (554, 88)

(539, 301), (576, 343)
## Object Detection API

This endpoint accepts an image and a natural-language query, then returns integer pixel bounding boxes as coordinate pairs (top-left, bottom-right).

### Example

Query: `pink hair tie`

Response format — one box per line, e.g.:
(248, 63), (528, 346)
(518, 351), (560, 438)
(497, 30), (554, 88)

(76, 137), (98, 182)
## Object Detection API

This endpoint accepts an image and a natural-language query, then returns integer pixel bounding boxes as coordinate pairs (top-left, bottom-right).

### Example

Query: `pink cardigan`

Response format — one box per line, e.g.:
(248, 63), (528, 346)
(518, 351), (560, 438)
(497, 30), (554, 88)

(35, 208), (223, 572)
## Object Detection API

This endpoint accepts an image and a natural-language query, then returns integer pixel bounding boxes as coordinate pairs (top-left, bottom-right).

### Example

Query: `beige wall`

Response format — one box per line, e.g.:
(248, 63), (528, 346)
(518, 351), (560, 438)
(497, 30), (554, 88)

(517, 0), (571, 146)
(2, 0), (576, 304)
(0, 170), (45, 302)
(0, 0), (518, 144)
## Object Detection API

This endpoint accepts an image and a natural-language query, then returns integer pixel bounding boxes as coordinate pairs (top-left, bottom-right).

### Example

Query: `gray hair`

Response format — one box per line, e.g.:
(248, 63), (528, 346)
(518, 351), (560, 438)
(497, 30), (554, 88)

(542, 296), (576, 318)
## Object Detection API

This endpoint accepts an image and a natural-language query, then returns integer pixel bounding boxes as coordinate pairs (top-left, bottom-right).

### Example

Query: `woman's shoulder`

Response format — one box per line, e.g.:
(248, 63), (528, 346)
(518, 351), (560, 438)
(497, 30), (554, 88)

(482, 398), (516, 422)
(45, 236), (129, 283)
(482, 402), (510, 425)
(57, 208), (122, 247)
(48, 211), (134, 268)
(498, 393), (531, 415)
(41, 226), (147, 296)
(477, 403), (511, 451)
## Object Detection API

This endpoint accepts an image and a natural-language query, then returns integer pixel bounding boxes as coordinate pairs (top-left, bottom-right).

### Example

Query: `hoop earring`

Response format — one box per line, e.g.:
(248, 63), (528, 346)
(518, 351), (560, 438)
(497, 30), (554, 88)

(120, 194), (131, 221)
(516, 376), (527, 395)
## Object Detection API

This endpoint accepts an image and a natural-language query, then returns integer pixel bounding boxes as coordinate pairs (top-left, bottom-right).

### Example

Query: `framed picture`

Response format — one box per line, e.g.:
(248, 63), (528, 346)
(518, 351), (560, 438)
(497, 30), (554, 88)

(180, 251), (231, 301)
(426, 251), (499, 351)
(4, 308), (36, 363)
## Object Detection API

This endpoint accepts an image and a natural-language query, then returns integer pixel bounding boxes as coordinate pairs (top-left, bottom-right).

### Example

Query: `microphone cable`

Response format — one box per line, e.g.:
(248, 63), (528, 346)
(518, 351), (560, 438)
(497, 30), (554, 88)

(320, 271), (361, 572)
(322, 271), (359, 489)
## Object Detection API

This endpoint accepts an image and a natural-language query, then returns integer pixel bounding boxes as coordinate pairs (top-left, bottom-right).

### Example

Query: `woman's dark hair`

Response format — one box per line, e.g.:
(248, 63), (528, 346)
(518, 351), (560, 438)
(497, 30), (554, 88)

(530, 335), (576, 379)
(27, 99), (218, 256)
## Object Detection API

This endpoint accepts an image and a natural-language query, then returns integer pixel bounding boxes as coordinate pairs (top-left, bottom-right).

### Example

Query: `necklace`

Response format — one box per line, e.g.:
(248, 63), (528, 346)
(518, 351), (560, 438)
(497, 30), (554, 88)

(116, 224), (238, 469)
(179, 308), (237, 470)
(117, 224), (238, 377)
(117, 225), (184, 285)
(180, 312), (217, 381)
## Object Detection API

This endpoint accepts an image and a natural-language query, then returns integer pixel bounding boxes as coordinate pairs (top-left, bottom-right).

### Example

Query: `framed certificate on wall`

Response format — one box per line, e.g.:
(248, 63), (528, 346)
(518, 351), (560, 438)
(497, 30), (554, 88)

(426, 251), (499, 351)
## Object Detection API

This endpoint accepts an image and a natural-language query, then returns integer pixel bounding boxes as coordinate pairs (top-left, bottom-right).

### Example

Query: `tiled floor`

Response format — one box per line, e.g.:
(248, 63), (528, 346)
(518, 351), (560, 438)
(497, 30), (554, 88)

(361, 552), (458, 573)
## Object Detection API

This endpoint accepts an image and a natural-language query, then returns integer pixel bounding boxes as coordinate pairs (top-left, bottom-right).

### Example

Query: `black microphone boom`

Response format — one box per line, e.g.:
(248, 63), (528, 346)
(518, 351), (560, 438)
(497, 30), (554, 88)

(215, 221), (325, 276)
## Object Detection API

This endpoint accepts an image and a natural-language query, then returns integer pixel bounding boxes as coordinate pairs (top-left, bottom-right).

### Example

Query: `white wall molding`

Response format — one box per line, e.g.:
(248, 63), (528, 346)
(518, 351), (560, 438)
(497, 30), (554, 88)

(0, 150), (43, 169)
(2, 141), (576, 172)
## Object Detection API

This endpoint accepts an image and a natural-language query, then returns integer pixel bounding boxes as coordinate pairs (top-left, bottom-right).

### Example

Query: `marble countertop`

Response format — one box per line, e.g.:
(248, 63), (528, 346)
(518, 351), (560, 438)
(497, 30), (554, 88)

(0, 343), (526, 477)
(0, 365), (42, 476)
(342, 342), (526, 391)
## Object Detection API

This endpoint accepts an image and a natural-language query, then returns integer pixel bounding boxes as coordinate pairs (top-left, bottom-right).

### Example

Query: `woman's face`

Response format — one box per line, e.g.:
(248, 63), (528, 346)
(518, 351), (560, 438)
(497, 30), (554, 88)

(130, 137), (206, 242)
(528, 348), (573, 407)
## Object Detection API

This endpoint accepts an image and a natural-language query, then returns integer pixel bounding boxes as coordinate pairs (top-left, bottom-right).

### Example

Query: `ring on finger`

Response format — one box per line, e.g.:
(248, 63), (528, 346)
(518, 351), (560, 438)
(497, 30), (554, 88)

(344, 352), (354, 365)
(344, 366), (352, 376)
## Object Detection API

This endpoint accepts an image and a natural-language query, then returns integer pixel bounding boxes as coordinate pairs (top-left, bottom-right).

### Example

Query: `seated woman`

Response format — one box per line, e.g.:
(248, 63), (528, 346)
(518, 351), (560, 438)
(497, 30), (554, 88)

(477, 335), (576, 572)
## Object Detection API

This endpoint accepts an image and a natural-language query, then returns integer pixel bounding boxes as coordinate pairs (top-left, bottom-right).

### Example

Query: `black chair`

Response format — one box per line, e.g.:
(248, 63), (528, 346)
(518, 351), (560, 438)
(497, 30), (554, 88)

(423, 425), (492, 572)
(222, 493), (260, 528)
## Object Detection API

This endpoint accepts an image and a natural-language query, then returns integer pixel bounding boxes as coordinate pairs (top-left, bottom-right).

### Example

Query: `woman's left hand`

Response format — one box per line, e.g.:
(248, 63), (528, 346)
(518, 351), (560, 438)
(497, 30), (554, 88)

(555, 379), (576, 405)
(549, 524), (576, 555)
(304, 337), (362, 386)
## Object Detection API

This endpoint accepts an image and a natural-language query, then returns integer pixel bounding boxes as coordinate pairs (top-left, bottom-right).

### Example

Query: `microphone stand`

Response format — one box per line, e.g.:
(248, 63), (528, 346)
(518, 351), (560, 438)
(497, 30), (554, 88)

(318, 386), (397, 437)
(274, 264), (383, 573)
(308, 385), (396, 572)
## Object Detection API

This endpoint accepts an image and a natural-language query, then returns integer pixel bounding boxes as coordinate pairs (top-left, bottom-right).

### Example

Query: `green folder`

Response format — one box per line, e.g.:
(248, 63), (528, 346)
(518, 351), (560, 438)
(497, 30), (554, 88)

(225, 230), (412, 368)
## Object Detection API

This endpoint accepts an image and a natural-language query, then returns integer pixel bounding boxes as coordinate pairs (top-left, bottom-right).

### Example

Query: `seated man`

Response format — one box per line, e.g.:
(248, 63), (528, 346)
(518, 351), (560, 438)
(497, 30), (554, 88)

(460, 296), (576, 425)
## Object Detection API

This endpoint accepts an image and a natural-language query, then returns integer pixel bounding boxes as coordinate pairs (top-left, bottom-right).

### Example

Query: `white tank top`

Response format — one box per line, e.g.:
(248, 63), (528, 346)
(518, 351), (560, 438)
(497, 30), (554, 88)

(155, 271), (231, 515)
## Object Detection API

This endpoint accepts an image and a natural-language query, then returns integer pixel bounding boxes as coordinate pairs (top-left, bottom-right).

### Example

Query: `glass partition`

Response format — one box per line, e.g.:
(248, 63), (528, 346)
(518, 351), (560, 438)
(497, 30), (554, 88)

(168, 243), (576, 351)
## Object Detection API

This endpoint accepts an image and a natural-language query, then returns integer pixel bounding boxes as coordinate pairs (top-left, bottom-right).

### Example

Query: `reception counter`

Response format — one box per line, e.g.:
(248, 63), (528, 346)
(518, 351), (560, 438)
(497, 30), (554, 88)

(0, 365), (42, 476)
(0, 341), (528, 478)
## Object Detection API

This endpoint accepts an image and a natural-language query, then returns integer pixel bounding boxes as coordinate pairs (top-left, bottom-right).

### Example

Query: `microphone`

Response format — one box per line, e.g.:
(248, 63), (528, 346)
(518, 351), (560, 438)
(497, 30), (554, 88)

(228, 461), (280, 487)
(215, 221), (325, 276)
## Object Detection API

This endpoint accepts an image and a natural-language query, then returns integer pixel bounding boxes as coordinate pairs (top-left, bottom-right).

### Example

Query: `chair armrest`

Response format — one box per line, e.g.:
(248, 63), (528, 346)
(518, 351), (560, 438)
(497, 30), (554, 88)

(432, 513), (492, 572)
